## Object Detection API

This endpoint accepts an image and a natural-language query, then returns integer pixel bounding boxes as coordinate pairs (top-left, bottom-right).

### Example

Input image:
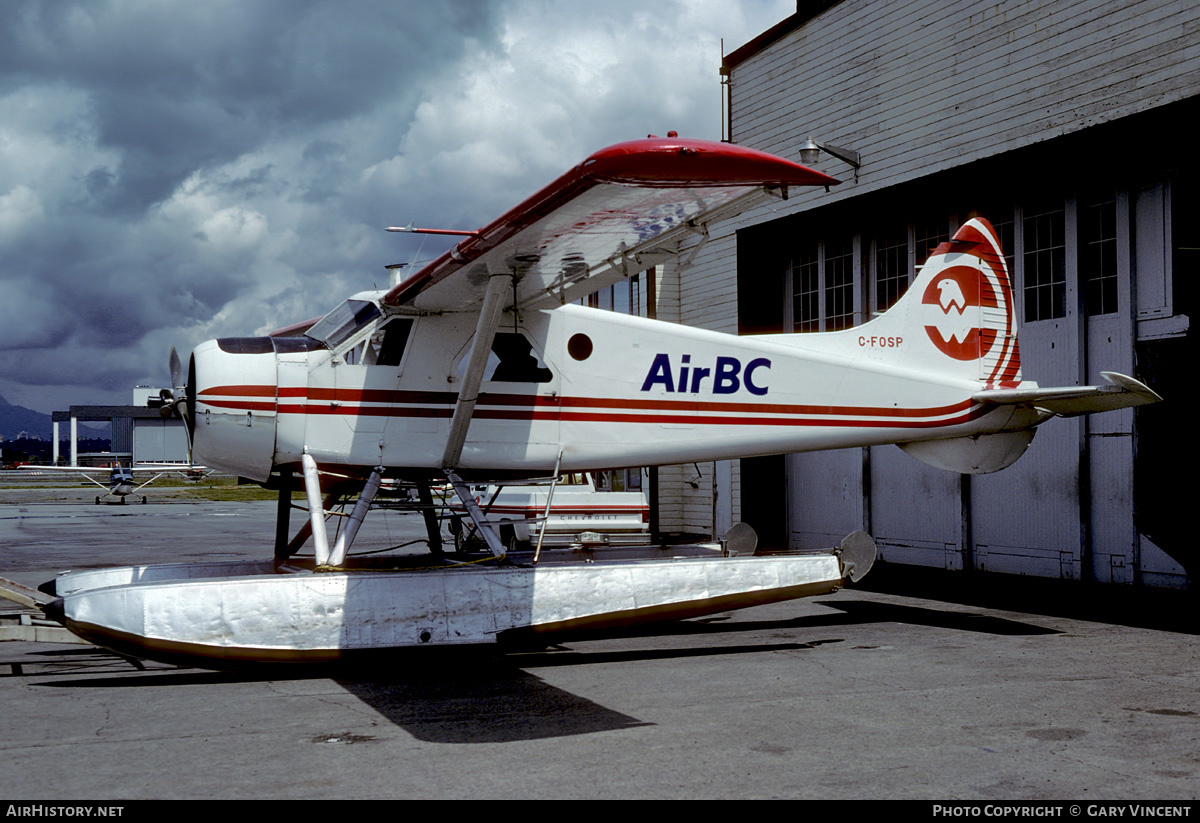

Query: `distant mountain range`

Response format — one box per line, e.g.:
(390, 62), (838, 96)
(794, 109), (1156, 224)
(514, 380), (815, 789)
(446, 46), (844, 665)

(0, 394), (55, 440)
(0, 395), (109, 440)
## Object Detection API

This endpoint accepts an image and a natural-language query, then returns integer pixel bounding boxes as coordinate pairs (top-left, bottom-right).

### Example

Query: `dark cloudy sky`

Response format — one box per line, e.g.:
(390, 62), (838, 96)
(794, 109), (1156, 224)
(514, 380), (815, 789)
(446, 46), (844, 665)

(0, 0), (790, 413)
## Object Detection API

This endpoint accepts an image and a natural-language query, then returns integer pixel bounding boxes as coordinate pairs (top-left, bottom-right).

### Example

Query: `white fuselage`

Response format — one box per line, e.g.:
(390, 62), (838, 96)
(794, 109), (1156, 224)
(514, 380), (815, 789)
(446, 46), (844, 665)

(190, 300), (1020, 482)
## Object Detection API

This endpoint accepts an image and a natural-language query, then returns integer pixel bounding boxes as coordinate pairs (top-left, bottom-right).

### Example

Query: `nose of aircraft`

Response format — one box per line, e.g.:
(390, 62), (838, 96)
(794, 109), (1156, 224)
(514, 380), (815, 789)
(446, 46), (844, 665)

(189, 338), (281, 483)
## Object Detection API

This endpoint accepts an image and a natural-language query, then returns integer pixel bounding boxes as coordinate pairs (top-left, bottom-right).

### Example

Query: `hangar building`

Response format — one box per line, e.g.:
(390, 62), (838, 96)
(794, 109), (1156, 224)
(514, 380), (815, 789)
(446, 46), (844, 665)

(652, 0), (1196, 588)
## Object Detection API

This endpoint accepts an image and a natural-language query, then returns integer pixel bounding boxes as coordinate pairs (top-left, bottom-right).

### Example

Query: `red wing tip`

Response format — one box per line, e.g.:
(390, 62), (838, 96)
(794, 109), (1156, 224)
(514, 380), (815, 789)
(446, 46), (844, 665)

(582, 137), (839, 188)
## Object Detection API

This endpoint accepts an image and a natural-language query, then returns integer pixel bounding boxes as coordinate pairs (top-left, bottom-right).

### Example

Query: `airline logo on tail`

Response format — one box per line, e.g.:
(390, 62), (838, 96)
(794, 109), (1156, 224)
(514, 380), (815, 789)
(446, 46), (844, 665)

(920, 264), (999, 361)
(914, 218), (1020, 388)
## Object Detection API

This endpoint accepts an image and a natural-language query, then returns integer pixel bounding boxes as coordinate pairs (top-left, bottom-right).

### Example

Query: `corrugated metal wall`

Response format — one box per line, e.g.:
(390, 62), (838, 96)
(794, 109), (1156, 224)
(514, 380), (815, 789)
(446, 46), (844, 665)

(728, 0), (1200, 204)
(661, 0), (1195, 586)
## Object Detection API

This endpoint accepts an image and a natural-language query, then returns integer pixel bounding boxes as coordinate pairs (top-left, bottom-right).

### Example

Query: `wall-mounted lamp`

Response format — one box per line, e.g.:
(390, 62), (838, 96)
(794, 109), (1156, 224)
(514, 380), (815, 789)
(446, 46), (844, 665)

(798, 136), (861, 181)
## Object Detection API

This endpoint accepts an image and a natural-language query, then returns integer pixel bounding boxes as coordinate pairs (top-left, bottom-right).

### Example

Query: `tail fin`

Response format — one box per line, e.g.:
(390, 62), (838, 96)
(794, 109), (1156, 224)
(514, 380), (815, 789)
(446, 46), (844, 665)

(852, 217), (1022, 388)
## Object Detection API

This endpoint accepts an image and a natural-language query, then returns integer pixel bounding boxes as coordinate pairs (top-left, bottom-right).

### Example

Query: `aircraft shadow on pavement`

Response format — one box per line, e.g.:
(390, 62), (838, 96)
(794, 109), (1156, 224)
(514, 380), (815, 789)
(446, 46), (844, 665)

(28, 639), (830, 743)
(335, 657), (653, 743)
(29, 648), (653, 742)
(24, 597), (1055, 743)
(335, 635), (860, 742)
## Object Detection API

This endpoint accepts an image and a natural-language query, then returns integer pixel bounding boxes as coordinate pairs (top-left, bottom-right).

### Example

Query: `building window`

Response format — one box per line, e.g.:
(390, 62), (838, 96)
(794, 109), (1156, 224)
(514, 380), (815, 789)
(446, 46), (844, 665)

(824, 234), (855, 331)
(792, 240), (820, 332)
(874, 225), (909, 313)
(914, 217), (950, 270)
(1022, 205), (1066, 322)
(587, 285), (614, 311)
(586, 273), (647, 317)
(1082, 196), (1118, 316)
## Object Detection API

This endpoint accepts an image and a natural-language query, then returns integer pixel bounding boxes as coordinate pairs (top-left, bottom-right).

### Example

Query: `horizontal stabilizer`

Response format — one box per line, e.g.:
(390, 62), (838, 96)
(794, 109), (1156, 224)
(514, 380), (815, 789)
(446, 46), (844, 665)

(974, 372), (1161, 417)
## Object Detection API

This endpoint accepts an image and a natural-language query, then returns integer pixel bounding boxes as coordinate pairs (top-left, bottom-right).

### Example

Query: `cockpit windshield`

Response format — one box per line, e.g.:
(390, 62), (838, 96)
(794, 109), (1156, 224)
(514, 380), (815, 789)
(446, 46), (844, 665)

(305, 299), (381, 350)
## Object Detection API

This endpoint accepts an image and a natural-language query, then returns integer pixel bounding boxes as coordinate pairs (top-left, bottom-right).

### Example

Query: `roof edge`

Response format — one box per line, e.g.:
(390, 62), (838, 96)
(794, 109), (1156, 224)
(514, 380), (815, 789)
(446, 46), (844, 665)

(724, 1), (842, 71)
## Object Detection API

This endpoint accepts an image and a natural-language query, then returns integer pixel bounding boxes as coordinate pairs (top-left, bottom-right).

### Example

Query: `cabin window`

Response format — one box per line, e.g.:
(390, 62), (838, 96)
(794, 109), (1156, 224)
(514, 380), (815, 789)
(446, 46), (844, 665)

(370, 318), (414, 367)
(472, 332), (553, 383)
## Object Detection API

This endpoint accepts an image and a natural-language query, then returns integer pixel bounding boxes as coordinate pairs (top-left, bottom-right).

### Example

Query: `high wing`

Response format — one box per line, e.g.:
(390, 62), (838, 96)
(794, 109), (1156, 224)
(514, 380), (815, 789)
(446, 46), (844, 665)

(380, 136), (836, 472)
(382, 137), (837, 314)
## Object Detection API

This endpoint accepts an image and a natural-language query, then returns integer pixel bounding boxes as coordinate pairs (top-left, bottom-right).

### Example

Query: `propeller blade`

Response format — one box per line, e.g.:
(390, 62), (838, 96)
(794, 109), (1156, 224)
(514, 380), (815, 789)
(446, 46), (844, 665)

(169, 347), (182, 389)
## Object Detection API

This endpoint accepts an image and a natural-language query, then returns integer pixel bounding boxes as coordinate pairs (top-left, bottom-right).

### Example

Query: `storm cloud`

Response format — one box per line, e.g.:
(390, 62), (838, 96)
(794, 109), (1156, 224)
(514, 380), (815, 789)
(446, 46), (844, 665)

(0, 0), (791, 411)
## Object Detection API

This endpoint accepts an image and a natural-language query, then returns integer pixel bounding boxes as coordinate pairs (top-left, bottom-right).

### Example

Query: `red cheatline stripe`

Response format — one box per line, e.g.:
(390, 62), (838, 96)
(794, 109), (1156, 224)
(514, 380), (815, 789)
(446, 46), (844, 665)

(273, 404), (450, 418)
(203, 384), (973, 419)
(198, 384), (277, 397)
(200, 385), (984, 428)
(553, 395), (973, 419)
(552, 408), (984, 429)
(223, 402), (984, 429)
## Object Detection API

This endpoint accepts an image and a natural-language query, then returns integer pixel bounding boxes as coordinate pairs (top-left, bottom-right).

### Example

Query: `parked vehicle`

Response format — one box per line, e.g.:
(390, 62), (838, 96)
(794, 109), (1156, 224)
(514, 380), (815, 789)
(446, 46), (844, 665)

(449, 470), (649, 552)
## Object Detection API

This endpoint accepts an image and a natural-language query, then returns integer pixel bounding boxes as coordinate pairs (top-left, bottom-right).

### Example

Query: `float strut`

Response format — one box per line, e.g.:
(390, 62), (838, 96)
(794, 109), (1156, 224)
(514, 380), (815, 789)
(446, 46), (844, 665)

(417, 481), (443, 555)
(277, 491), (340, 561)
(326, 468), (383, 567)
(273, 467), (294, 560)
(302, 452), (331, 566)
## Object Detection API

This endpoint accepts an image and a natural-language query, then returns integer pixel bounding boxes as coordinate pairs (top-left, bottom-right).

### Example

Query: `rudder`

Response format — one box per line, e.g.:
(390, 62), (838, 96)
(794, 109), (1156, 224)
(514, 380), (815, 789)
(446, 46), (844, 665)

(848, 217), (1022, 388)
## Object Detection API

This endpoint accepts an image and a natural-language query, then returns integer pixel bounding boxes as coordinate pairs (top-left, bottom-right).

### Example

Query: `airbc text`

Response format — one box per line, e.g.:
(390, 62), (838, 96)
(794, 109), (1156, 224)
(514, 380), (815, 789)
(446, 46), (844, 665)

(640, 354), (770, 396)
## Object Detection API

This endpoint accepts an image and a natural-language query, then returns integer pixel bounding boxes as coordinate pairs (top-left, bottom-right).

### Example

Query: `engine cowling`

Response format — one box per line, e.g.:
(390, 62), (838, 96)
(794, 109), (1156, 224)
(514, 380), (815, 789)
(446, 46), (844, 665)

(190, 337), (281, 482)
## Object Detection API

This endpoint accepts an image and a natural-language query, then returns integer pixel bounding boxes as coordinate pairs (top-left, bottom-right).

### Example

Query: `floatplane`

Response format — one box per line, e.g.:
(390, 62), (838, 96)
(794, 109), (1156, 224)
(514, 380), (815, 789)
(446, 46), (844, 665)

(45, 136), (1160, 666)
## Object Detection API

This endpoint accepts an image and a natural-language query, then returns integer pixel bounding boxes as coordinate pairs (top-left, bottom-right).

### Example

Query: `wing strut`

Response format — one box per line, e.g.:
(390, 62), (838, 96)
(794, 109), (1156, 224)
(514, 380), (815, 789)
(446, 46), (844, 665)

(442, 273), (512, 469)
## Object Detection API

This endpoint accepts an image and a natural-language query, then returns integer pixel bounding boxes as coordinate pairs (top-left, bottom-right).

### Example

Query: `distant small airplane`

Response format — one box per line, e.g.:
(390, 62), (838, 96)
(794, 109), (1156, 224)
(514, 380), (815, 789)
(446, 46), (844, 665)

(41, 462), (209, 504)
